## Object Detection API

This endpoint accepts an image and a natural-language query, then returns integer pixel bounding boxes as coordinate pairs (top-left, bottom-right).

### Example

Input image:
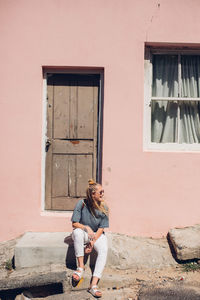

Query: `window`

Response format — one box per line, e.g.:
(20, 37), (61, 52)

(144, 47), (200, 151)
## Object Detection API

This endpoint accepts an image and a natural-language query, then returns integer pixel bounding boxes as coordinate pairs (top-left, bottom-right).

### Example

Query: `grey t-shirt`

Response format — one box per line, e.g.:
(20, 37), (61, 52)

(71, 199), (109, 232)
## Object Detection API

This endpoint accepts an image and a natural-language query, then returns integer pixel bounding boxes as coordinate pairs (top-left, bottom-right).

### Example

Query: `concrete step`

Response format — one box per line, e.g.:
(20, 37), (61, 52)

(15, 232), (68, 269)
(14, 232), (177, 270)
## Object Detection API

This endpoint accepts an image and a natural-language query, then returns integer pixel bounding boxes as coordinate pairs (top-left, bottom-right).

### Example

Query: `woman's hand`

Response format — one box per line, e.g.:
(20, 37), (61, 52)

(84, 240), (95, 254)
(89, 240), (95, 248)
(84, 240), (94, 254)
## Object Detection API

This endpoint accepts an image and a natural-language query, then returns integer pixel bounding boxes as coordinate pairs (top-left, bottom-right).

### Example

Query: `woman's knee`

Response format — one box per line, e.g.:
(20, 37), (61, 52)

(94, 235), (108, 251)
(72, 228), (84, 239)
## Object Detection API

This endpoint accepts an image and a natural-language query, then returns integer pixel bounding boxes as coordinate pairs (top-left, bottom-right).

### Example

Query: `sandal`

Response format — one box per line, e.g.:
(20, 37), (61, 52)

(72, 267), (84, 284)
(88, 285), (102, 298)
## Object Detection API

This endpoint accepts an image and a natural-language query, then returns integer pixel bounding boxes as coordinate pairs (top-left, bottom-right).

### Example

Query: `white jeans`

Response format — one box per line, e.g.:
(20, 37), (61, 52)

(72, 228), (108, 278)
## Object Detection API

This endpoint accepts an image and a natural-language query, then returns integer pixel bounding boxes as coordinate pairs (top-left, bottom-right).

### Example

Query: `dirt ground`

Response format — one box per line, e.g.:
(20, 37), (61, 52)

(19, 266), (200, 299)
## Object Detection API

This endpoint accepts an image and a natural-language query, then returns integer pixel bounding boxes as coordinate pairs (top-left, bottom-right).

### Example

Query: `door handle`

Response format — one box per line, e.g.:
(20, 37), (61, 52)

(45, 138), (52, 152)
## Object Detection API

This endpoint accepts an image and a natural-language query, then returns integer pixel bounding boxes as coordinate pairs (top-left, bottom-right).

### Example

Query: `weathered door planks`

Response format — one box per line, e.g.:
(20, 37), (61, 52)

(45, 74), (100, 210)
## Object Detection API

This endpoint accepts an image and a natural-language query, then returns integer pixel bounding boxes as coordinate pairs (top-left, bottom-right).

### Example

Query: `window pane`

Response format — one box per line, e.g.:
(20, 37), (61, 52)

(181, 55), (200, 98)
(152, 55), (178, 97)
(179, 101), (200, 143)
(151, 100), (178, 143)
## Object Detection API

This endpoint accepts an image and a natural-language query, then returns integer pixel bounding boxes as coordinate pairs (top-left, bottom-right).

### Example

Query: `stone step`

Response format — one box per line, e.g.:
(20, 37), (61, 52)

(14, 232), (177, 270)
(0, 264), (132, 293)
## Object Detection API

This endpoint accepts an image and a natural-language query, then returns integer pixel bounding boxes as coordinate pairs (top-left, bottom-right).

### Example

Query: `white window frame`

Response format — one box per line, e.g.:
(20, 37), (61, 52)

(144, 47), (200, 152)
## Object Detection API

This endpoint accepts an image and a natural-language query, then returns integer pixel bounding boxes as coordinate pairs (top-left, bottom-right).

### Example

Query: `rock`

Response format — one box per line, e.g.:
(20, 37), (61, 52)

(168, 225), (200, 261)
(0, 265), (67, 292)
(15, 295), (29, 300)
(0, 237), (20, 268)
(107, 233), (176, 269)
(138, 283), (200, 300)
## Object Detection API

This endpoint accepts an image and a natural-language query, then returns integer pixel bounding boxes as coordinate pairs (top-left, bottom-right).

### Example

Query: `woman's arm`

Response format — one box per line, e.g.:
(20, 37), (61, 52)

(85, 228), (104, 252)
(94, 228), (104, 241)
(85, 227), (103, 248)
(72, 222), (85, 230)
(72, 222), (94, 236)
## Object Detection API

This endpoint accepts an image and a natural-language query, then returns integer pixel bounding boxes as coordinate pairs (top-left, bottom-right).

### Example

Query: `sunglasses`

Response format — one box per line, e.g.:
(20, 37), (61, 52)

(92, 189), (104, 196)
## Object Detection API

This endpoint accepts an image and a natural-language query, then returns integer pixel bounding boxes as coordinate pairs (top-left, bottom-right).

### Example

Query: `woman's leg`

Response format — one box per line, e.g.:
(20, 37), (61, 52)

(91, 234), (108, 287)
(72, 228), (89, 280)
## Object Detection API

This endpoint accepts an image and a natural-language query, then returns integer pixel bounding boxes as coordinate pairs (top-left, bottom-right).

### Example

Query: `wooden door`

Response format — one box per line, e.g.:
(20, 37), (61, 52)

(45, 74), (100, 210)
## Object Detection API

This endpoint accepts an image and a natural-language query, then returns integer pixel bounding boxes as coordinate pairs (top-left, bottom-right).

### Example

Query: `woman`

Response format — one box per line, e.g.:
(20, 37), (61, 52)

(71, 179), (109, 298)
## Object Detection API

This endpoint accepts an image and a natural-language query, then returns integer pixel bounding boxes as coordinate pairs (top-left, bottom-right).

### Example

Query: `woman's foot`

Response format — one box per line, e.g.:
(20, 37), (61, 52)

(88, 285), (102, 298)
(72, 267), (84, 282)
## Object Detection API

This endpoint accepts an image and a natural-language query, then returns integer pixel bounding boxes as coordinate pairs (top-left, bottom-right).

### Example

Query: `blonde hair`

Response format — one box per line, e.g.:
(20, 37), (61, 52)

(85, 179), (109, 216)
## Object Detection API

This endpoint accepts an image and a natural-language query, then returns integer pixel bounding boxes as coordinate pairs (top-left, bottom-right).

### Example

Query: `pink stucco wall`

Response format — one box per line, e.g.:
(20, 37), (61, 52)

(1, 0), (200, 241)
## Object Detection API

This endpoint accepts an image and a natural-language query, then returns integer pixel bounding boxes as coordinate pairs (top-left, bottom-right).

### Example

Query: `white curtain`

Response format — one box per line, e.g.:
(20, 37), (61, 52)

(151, 55), (200, 143)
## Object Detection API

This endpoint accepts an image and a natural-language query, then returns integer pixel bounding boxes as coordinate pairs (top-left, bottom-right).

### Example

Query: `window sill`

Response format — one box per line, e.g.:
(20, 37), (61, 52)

(144, 143), (200, 153)
(41, 210), (73, 217)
